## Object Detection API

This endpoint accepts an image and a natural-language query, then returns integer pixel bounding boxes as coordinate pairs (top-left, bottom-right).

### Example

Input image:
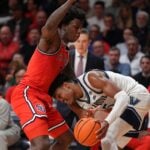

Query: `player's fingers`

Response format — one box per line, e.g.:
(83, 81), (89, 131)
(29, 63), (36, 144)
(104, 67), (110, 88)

(95, 128), (106, 139)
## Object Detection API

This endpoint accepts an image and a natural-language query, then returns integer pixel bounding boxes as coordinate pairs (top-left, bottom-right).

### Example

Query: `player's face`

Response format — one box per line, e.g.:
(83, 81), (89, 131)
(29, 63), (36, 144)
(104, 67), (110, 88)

(54, 85), (75, 105)
(65, 19), (82, 42)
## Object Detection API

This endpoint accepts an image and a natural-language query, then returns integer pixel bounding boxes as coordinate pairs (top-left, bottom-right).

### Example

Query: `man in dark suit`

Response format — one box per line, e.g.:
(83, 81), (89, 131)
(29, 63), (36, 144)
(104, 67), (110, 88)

(70, 28), (104, 76)
(57, 28), (104, 150)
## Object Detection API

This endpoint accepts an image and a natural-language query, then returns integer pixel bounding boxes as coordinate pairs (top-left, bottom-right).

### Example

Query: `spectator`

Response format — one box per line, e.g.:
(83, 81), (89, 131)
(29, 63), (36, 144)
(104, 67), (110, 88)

(102, 13), (123, 46)
(132, 10), (150, 50)
(77, 0), (93, 18)
(133, 55), (150, 88)
(120, 36), (144, 76)
(105, 47), (131, 76)
(130, 0), (150, 19)
(88, 24), (104, 52)
(106, 0), (122, 19)
(116, 27), (134, 55)
(87, 1), (105, 32)
(0, 25), (19, 77)
(24, 0), (38, 23)
(29, 10), (47, 32)
(12, 53), (26, 69)
(70, 28), (104, 77)
(5, 68), (26, 104)
(4, 54), (26, 92)
(88, 24), (102, 42)
(0, 95), (21, 150)
(116, 5), (133, 30)
(19, 27), (40, 65)
(92, 40), (109, 65)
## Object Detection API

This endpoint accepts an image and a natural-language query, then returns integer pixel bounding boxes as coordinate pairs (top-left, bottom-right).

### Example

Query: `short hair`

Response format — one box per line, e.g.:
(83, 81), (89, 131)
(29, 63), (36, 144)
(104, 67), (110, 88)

(80, 28), (90, 37)
(48, 73), (73, 96)
(126, 36), (139, 44)
(136, 11), (149, 21)
(140, 55), (150, 63)
(94, 1), (105, 8)
(59, 6), (85, 27)
(109, 47), (120, 55)
(89, 24), (100, 31)
(104, 13), (115, 20)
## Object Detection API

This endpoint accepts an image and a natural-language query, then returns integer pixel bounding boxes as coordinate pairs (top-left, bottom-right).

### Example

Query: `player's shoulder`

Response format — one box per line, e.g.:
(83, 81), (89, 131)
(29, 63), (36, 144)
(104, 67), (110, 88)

(86, 70), (106, 87)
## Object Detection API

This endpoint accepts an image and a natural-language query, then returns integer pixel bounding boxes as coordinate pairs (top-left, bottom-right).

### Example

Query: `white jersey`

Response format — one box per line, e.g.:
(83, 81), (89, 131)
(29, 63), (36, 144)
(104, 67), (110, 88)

(76, 70), (149, 110)
(76, 70), (150, 150)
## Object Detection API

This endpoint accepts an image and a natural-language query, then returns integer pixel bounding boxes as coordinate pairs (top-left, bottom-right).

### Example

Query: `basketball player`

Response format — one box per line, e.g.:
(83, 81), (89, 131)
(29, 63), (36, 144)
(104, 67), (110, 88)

(11, 0), (85, 150)
(50, 69), (150, 150)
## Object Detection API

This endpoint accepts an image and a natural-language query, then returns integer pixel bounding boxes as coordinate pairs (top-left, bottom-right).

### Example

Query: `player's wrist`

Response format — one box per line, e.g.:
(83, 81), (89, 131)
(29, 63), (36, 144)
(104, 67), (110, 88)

(103, 120), (109, 126)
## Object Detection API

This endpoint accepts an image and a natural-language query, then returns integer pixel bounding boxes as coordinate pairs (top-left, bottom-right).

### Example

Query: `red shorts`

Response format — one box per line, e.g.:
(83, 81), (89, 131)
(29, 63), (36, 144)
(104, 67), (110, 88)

(11, 84), (69, 140)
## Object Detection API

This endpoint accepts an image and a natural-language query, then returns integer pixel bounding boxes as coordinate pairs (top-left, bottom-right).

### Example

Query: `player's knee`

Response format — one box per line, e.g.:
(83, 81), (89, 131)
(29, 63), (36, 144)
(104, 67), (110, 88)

(31, 136), (50, 150)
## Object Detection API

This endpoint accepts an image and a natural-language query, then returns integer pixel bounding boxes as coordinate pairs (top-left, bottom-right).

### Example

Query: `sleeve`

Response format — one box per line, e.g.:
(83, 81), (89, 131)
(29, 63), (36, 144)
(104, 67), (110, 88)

(105, 91), (130, 124)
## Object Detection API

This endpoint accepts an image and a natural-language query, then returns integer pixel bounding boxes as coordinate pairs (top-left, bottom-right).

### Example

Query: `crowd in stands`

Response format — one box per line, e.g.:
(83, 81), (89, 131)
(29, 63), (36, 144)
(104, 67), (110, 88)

(0, 0), (150, 149)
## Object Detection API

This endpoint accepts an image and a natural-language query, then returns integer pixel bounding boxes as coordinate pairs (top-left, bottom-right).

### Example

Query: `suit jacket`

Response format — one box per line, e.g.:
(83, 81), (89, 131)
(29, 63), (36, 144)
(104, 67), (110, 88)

(69, 49), (104, 72)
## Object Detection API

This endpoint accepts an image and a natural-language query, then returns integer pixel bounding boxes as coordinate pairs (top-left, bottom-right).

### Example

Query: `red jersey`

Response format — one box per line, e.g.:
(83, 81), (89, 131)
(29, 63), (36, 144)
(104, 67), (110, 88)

(21, 44), (69, 92)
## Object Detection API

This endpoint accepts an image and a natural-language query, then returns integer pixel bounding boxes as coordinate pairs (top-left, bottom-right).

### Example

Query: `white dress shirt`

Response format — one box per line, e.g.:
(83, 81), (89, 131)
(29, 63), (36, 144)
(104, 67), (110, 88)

(74, 50), (88, 76)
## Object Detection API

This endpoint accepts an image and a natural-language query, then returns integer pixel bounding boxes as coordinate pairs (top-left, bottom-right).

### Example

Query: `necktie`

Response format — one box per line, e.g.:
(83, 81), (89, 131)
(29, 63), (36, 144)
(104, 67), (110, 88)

(76, 55), (83, 77)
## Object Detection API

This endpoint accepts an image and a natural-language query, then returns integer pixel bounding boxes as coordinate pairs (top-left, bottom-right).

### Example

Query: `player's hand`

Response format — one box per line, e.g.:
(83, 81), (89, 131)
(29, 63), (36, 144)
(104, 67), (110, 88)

(88, 106), (99, 116)
(95, 120), (109, 139)
(79, 109), (93, 118)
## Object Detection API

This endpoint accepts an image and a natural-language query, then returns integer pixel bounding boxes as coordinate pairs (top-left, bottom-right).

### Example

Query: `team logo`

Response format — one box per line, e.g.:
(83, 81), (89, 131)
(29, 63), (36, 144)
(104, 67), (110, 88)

(130, 97), (140, 105)
(35, 104), (46, 113)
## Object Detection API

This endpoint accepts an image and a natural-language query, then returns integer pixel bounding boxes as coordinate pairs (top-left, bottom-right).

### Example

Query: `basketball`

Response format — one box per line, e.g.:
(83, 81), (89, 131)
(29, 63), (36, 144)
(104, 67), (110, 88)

(74, 117), (101, 147)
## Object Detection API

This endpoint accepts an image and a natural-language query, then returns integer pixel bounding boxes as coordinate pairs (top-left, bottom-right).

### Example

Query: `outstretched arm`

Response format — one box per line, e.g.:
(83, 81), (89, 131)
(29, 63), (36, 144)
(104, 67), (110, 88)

(39, 0), (76, 53)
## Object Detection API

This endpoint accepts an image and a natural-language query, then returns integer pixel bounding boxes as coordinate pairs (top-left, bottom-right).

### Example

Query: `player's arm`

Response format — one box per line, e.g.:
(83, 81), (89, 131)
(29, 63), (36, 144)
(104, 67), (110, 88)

(69, 102), (92, 118)
(88, 72), (130, 138)
(38, 0), (76, 53)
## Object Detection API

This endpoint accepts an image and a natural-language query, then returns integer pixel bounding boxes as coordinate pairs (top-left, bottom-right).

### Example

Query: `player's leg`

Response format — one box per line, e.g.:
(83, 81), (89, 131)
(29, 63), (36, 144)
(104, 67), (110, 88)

(101, 118), (133, 150)
(51, 129), (73, 150)
(30, 135), (51, 150)
(31, 130), (73, 150)
(11, 85), (55, 150)
(47, 106), (74, 150)
(30, 132), (73, 150)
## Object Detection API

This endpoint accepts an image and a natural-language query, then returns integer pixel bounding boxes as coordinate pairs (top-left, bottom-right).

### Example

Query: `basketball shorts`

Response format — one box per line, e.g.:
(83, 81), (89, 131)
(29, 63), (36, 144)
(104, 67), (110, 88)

(11, 84), (69, 140)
